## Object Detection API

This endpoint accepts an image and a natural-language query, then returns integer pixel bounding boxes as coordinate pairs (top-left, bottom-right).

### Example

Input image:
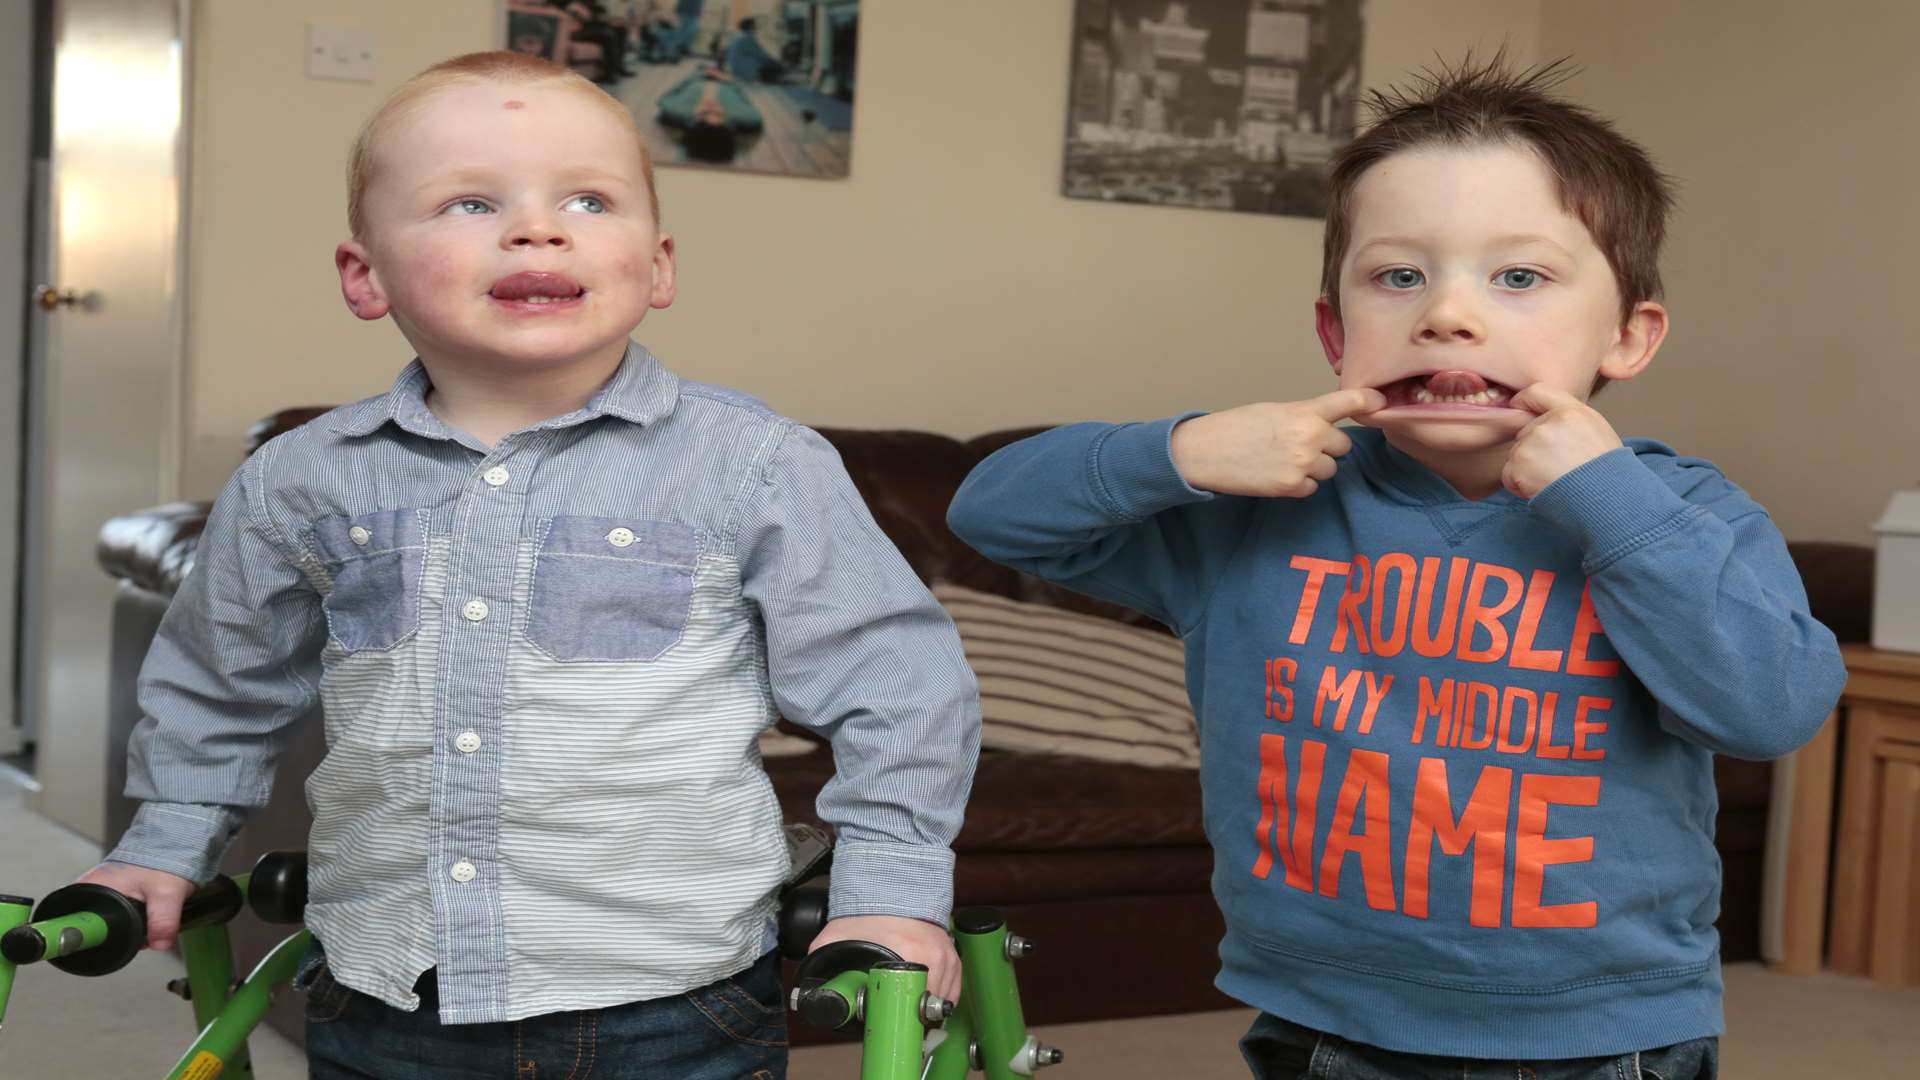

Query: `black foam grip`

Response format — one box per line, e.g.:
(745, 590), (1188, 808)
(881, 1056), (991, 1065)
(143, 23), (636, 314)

(776, 885), (830, 961)
(177, 876), (244, 932)
(1, 925), (49, 965)
(247, 851), (309, 925)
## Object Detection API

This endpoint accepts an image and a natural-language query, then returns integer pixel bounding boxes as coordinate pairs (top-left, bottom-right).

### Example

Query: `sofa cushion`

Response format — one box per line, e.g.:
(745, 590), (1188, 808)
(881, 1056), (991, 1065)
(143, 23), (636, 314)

(817, 425), (1171, 632)
(933, 581), (1198, 769)
(952, 846), (1215, 902)
(812, 427), (1022, 598)
(770, 747), (1208, 855)
(1787, 540), (1874, 643)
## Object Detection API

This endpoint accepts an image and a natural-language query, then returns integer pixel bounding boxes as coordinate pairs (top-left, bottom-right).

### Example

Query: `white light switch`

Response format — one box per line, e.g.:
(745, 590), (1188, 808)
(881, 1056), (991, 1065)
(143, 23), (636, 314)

(307, 24), (374, 83)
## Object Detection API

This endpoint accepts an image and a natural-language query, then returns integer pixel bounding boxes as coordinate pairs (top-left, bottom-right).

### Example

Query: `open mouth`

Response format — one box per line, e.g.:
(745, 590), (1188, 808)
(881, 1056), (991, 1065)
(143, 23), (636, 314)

(490, 271), (586, 308)
(1374, 370), (1520, 410)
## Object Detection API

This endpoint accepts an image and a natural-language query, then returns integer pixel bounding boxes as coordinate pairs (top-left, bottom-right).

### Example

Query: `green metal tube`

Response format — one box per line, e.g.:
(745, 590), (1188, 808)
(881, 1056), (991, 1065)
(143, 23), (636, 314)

(810, 969), (867, 1030)
(0, 895), (32, 1028)
(17, 911), (111, 961)
(860, 963), (928, 1080)
(953, 920), (1025, 1080)
(179, 921), (246, 1078)
(923, 993), (974, 1080)
(164, 929), (309, 1080)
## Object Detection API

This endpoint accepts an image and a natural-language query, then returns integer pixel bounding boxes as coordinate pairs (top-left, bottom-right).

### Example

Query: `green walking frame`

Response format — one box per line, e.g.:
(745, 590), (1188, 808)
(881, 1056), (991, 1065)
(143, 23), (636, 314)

(0, 844), (1063, 1079)
(0, 851), (311, 1080)
(787, 902), (1064, 1080)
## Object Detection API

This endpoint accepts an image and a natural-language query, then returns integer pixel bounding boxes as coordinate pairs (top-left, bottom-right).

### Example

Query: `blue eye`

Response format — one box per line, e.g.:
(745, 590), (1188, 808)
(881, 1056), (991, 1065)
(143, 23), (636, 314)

(1378, 268), (1424, 290)
(1499, 268), (1541, 289)
(445, 198), (492, 216)
(564, 194), (606, 214)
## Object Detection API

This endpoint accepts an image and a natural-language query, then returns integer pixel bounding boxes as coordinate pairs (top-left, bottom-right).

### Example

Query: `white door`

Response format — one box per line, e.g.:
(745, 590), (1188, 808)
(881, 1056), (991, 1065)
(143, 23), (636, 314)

(0, 2), (38, 759)
(21, 0), (188, 841)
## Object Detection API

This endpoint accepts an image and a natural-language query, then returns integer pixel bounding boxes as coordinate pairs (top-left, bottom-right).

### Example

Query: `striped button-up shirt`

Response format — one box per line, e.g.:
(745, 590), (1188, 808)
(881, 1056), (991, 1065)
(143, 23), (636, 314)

(111, 344), (981, 1023)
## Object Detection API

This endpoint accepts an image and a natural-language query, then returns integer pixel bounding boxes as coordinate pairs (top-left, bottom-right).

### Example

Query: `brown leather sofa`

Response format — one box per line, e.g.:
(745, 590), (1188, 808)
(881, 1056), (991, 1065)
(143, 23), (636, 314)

(96, 408), (1875, 1048)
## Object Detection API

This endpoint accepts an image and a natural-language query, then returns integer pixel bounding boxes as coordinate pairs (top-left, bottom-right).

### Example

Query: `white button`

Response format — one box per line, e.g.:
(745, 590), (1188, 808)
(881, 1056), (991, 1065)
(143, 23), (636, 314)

(607, 527), (636, 548)
(348, 526), (371, 546)
(455, 731), (482, 754)
(483, 466), (510, 487)
(462, 599), (490, 622)
(449, 861), (477, 883)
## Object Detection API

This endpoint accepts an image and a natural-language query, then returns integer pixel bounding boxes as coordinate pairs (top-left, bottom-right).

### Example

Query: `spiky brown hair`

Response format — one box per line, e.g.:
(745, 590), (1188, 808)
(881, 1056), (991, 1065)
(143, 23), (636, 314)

(1319, 53), (1675, 325)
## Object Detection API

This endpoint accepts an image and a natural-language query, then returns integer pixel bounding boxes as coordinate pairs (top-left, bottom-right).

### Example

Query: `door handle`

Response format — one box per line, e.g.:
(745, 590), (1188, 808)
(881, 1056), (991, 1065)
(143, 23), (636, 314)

(33, 285), (85, 312)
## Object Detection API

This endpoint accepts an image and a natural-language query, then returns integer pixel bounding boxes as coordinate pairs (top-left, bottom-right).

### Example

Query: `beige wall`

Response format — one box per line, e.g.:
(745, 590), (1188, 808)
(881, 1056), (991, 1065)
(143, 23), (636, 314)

(188, 2), (1905, 543)
(1535, 1), (1917, 543)
(182, 0), (1540, 497)
(183, 1), (495, 493)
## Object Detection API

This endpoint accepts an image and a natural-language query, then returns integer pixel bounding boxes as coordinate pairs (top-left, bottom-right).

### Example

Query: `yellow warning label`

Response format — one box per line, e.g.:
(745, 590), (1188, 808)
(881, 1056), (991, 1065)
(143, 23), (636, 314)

(178, 1051), (225, 1080)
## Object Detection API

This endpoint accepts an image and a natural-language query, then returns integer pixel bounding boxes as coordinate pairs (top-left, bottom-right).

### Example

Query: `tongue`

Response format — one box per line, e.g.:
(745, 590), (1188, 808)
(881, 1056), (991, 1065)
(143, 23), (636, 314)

(1423, 370), (1490, 396)
(492, 272), (580, 301)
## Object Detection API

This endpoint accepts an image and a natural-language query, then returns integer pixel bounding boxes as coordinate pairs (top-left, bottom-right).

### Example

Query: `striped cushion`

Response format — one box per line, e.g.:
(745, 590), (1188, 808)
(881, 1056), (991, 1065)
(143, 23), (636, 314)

(932, 581), (1199, 769)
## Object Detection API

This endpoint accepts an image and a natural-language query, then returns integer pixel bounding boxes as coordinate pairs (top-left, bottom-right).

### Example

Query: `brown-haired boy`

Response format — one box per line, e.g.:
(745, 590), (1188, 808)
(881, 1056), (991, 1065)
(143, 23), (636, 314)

(76, 51), (979, 1078)
(950, 59), (1844, 1078)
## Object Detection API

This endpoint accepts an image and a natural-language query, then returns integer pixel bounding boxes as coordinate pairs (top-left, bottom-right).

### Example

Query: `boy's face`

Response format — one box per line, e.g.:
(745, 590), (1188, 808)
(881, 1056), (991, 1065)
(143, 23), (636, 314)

(1316, 143), (1663, 456)
(336, 81), (672, 374)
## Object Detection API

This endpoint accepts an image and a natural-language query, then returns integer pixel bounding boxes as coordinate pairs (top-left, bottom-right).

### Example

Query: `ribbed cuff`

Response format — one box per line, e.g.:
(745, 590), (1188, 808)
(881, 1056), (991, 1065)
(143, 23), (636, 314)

(1090, 413), (1214, 521)
(825, 840), (956, 927)
(104, 802), (235, 884)
(1529, 448), (1700, 569)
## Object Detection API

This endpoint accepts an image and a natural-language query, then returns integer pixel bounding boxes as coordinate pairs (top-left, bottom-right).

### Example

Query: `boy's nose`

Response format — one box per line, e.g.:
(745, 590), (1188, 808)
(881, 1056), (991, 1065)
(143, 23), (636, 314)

(505, 214), (570, 250)
(1414, 289), (1483, 344)
(509, 230), (568, 249)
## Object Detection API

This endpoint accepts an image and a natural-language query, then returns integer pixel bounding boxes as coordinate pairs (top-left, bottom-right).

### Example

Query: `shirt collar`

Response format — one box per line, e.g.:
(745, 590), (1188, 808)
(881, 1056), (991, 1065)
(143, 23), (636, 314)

(326, 341), (680, 440)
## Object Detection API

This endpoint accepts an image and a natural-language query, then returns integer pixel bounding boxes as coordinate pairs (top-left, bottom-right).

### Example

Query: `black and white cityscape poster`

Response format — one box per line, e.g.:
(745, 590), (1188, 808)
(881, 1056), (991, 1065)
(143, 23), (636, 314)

(1064, 1), (1364, 217)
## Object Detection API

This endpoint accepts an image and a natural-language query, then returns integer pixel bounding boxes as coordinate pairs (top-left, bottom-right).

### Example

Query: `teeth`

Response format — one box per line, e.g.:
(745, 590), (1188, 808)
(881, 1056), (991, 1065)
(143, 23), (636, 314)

(1410, 385), (1505, 406)
(515, 295), (575, 304)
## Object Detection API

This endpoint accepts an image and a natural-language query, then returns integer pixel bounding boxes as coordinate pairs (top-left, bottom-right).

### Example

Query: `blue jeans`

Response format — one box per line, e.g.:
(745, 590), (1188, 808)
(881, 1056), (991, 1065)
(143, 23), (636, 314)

(302, 945), (787, 1079)
(1240, 1013), (1718, 1080)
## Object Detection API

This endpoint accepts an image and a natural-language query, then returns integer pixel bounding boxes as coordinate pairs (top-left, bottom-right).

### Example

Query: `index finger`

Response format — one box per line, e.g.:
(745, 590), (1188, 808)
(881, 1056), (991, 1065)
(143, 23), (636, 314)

(1508, 382), (1583, 416)
(1304, 387), (1388, 422)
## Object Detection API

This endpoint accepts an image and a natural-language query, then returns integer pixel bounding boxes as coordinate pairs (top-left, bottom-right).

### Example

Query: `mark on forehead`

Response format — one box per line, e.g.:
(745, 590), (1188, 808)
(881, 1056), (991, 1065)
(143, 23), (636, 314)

(503, 99), (526, 110)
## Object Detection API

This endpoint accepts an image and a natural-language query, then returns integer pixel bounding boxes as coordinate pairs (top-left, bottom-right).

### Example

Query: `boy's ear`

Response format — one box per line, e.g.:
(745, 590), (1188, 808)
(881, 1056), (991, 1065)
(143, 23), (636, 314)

(336, 241), (390, 321)
(1315, 297), (1346, 375)
(647, 232), (677, 310)
(1597, 300), (1668, 382)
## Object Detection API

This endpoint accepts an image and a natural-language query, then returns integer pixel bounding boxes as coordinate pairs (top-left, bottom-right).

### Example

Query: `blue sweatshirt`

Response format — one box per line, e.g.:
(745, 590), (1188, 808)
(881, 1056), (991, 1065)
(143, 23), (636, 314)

(946, 419), (1846, 1059)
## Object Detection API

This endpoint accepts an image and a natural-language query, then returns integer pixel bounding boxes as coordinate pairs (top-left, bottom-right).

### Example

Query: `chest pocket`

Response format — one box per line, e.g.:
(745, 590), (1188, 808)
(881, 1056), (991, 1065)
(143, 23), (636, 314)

(526, 516), (698, 662)
(312, 509), (429, 652)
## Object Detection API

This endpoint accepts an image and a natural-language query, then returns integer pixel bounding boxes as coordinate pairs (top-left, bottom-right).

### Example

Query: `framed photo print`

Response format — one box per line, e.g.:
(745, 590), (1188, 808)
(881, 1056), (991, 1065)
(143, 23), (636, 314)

(1063, 1), (1364, 216)
(503, 1), (860, 178)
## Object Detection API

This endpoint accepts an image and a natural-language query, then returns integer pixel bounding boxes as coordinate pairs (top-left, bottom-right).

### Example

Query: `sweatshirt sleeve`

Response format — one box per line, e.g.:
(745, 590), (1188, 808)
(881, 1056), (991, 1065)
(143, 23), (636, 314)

(1528, 444), (1848, 760)
(946, 416), (1256, 634)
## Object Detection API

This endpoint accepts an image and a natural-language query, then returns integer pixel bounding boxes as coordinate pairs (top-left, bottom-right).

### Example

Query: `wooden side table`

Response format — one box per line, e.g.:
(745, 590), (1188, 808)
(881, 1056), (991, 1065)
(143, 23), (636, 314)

(1772, 645), (1920, 978)
(1823, 646), (1920, 984)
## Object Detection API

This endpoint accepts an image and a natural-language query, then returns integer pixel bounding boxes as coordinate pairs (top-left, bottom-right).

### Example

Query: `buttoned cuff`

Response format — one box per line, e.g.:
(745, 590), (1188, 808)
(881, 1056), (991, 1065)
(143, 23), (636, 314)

(105, 802), (240, 884)
(825, 840), (956, 927)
